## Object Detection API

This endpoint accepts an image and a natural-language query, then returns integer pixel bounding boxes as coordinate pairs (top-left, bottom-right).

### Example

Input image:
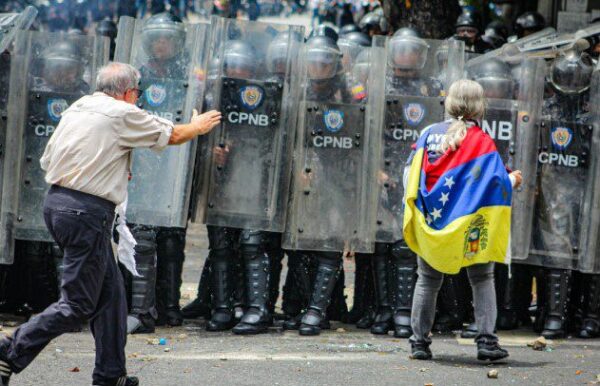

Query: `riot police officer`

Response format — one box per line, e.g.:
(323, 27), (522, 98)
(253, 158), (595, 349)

(8, 40), (89, 316)
(532, 49), (594, 339)
(126, 13), (190, 333)
(95, 18), (117, 60)
(513, 11), (546, 40)
(454, 11), (493, 54)
(359, 9), (389, 38)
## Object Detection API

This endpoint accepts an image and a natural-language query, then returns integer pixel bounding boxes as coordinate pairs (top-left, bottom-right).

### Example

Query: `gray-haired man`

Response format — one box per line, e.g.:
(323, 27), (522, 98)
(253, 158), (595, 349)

(0, 62), (221, 386)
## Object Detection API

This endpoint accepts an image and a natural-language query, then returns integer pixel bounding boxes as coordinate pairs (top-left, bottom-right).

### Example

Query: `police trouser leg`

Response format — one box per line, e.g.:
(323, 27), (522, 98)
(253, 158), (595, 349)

(346, 252), (375, 326)
(370, 243), (394, 334)
(542, 268), (571, 339)
(233, 230), (273, 334)
(181, 253), (212, 319)
(391, 241), (417, 338)
(299, 252), (342, 336)
(206, 226), (238, 332)
(579, 274), (600, 338)
(127, 226), (157, 334)
(155, 227), (186, 327)
(282, 251), (313, 330)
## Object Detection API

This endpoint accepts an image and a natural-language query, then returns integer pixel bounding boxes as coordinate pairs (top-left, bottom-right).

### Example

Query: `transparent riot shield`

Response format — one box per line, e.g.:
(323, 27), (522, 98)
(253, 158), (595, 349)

(282, 41), (379, 253)
(367, 36), (464, 244)
(0, 6), (37, 53)
(0, 30), (108, 264)
(465, 54), (545, 261)
(199, 16), (305, 232)
(579, 61), (600, 273)
(114, 17), (209, 228)
(525, 53), (593, 270)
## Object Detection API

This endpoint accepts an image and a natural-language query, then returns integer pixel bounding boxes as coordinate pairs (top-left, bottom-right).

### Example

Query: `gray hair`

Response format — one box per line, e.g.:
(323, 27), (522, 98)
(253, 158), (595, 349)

(95, 62), (141, 97)
(442, 79), (487, 152)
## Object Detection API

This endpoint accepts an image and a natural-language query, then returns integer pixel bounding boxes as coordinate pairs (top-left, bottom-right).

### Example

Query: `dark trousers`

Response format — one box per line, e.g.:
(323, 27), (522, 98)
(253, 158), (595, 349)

(0, 185), (127, 383)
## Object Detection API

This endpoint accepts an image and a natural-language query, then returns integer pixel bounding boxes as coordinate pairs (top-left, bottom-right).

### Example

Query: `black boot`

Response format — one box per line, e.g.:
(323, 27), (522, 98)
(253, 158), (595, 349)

(391, 243), (417, 338)
(207, 249), (236, 331)
(579, 274), (600, 338)
(345, 254), (372, 324)
(283, 252), (314, 330)
(477, 336), (509, 361)
(435, 274), (468, 333)
(155, 227), (186, 327)
(541, 268), (571, 339)
(181, 254), (212, 319)
(232, 251), (245, 320)
(233, 231), (272, 335)
(370, 248), (393, 335)
(127, 227), (158, 334)
(496, 264), (533, 330)
(299, 257), (341, 336)
(93, 376), (140, 386)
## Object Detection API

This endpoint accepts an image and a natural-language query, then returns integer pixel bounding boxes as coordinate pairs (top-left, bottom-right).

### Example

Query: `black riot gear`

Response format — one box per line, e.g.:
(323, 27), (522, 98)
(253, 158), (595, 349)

(305, 35), (342, 81)
(549, 51), (594, 95)
(266, 31), (302, 76)
(338, 32), (370, 72)
(455, 11), (482, 32)
(96, 18), (117, 60)
(393, 27), (420, 38)
(309, 24), (339, 43)
(359, 11), (389, 36)
(40, 41), (84, 90)
(141, 12), (185, 60)
(514, 11), (546, 39)
(469, 58), (514, 99)
(486, 20), (509, 40)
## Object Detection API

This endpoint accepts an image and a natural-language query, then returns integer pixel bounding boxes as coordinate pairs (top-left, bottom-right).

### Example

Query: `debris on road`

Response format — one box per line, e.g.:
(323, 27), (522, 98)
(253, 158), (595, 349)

(487, 369), (498, 379)
(527, 337), (548, 351)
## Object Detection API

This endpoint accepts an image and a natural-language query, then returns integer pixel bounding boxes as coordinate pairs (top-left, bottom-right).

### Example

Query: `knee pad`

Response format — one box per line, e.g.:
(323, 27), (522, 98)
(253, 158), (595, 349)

(156, 227), (186, 263)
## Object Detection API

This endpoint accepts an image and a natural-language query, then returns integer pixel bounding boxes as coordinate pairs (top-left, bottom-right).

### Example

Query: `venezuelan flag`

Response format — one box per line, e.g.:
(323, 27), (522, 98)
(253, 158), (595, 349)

(403, 126), (512, 274)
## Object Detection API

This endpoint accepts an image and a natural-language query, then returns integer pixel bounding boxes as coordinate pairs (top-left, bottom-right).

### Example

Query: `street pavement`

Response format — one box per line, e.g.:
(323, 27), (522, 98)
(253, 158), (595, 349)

(2, 224), (600, 385)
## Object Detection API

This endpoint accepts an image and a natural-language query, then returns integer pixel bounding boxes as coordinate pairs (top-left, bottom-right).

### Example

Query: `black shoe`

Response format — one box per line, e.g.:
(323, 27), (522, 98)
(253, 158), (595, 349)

(156, 308), (183, 327)
(477, 341), (509, 361)
(393, 312), (412, 338)
(232, 308), (272, 335)
(460, 322), (478, 339)
(206, 309), (236, 332)
(127, 314), (155, 334)
(0, 359), (12, 386)
(283, 314), (302, 330)
(356, 311), (375, 329)
(93, 376), (139, 386)
(579, 319), (600, 339)
(541, 317), (565, 339)
(410, 343), (432, 360)
(299, 309), (324, 336)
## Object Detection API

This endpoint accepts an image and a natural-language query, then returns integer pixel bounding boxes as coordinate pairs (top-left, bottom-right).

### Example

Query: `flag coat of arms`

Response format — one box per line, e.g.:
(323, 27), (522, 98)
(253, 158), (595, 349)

(403, 126), (512, 274)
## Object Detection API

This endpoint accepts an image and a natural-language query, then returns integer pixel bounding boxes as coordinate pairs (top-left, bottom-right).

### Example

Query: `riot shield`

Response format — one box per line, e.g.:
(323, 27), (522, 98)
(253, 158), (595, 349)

(282, 40), (379, 253)
(579, 61), (600, 273)
(0, 7), (37, 54)
(114, 17), (209, 228)
(466, 55), (545, 261)
(525, 52), (594, 270)
(0, 30), (108, 264)
(199, 16), (304, 232)
(368, 36), (464, 244)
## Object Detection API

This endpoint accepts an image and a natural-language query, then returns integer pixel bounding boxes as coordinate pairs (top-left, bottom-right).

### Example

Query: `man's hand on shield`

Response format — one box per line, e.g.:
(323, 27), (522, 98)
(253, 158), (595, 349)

(214, 144), (230, 167)
(191, 109), (221, 136)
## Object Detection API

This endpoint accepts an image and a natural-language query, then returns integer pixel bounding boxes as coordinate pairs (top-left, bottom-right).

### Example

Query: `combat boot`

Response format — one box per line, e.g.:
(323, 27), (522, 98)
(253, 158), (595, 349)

(127, 227), (158, 334)
(299, 259), (341, 336)
(206, 250), (236, 331)
(233, 236), (272, 335)
(477, 336), (509, 361)
(370, 250), (393, 335)
(345, 254), (374, 325)
(155, 228), (186, 327)
(579, 274), (600, 338)
(541, 269), (571, 339)
(390, 243), (417, 338)
(181, 255), (212, 319)
(283, 252), (315, 330)
(92, 376), (139, 386)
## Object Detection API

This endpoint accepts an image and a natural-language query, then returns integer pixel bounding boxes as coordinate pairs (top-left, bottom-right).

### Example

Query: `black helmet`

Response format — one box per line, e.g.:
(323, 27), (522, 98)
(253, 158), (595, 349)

(514, 12), (546, 38)
(485, 20), (509, 39)
(455, 11), (482, 32)
(40, 41), (84, 86)
(352, 47), (371, 85)
(305, 35), (342, 81)
(482, 27), (506, 49)
(223, 40), (258, 78)
(550, 50), (594, 94)
(468, 58), (514, 99)
(141, 12), (185, 59)
(309, 24), (339, 43)
(266, 31), (302, 75)
(388, 33), (429, 71)
(393, 27), (420, 38)
(338, 31), (370, 72)
(96, 18), (117, 39)
(359, 11), (389, 35)
(339, 24), (360, 37)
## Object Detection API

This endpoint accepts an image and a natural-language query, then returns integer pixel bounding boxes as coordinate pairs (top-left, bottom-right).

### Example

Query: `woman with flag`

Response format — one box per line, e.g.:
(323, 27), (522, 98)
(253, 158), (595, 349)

(403, 79), (522, 361)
